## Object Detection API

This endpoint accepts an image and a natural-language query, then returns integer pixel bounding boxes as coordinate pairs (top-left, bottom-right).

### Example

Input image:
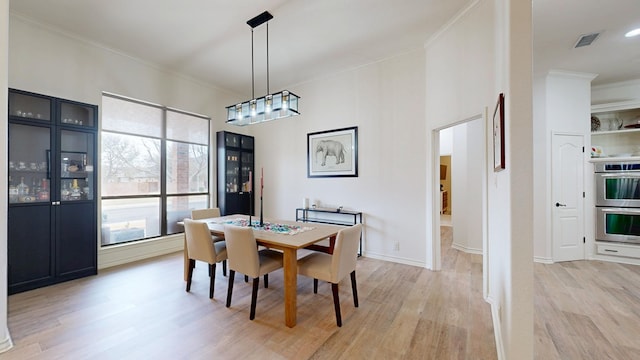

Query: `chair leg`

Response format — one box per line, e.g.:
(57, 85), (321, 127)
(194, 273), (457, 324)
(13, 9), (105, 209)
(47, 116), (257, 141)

(209, 263), (216, 299)
(186, 259), (195, 292)
(331, 283), (342, 327)
(313, 278), (318, 294)
(264, 274), (269, 288)
(350, 270), (359, 307)
(226, 270), (235, 307)
(250, 277), (260, 320)
(244, 275), (249, 282)
(223, 260), (227, 277)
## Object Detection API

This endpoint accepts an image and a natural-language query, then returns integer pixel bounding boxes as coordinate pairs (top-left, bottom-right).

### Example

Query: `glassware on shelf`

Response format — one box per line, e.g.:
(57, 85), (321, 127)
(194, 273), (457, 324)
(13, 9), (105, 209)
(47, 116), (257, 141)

(17, 177), (35, 202)
(61, 182), (70, 201)
(9, 176), (18, 203)
(17, 177), (29, 196)
(37, 178), (50, 201)
(70, 179), (82, 200)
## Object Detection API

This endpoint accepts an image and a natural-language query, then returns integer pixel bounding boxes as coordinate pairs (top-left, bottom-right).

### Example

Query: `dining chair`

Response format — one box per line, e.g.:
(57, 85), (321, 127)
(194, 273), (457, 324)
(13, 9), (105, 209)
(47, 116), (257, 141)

(191, 207), (225, 275)
(224, 225), (283, 320)
(191, 207), (221, 220)
(297, 223), (362, 327)
(183, 219), (228, 299)
(191, 208), (225, 241)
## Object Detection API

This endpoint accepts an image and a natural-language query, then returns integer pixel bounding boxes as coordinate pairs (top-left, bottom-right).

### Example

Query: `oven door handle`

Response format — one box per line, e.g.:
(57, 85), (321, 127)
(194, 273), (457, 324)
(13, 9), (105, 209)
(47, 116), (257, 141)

(600, 208), (640, 215)
(600, 173), (640, 178)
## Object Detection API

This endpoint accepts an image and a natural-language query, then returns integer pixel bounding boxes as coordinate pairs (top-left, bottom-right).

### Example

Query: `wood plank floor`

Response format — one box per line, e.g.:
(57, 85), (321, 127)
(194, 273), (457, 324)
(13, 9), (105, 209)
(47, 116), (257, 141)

(6, 227), (640, 359)
(4, 226), (496, 359)
(534, 259), (640, 359)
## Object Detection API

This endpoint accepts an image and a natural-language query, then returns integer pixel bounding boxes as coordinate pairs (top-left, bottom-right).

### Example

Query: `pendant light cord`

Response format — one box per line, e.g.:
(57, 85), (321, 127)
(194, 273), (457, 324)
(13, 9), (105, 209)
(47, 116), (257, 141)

(266, 23), (270, 95)
(251, 28), (255, 99)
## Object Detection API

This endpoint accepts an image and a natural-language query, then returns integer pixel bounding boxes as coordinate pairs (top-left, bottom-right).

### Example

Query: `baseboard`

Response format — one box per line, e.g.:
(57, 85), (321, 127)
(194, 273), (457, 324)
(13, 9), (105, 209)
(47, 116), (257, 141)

(486, 296), (506, 360)
(451, 242), (482, 255)
(0, 329), (13, 354)
(362, 251), (426, 268)
(533, 256), (553, 264)
(98, 234), (184, 269)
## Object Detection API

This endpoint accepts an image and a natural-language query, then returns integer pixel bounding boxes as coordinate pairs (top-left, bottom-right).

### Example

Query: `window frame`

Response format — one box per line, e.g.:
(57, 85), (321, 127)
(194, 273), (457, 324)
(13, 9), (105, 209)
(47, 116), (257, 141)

(100, 92), (210, 246)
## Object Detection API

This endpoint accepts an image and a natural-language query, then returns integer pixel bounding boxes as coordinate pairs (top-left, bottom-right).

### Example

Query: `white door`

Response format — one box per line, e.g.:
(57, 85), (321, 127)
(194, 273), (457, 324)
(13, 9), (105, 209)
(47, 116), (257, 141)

(552, 133), (585, 262)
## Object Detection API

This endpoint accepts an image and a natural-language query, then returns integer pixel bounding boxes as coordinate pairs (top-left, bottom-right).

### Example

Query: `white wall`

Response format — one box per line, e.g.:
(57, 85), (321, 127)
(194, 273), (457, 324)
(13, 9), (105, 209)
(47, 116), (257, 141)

(451, 120), (484, 254)
(253, 48), (427, 266)
(1, 0), (13, 353)
(426, 0), (533, 358)
(592, 79), (640, 104)
(440, 127), (453, 155)
(533, 71), (596, 262)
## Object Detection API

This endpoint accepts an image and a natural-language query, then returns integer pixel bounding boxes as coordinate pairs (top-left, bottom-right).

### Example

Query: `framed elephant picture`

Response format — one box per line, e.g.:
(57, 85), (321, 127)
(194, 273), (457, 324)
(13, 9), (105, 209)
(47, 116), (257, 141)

(307, 126), (358, 178)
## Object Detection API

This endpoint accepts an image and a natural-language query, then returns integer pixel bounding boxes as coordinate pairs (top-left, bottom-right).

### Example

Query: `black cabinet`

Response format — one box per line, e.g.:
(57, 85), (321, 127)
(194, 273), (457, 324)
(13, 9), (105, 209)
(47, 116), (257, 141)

(216, 131), (254, 215)
(8, 89), (98, 294)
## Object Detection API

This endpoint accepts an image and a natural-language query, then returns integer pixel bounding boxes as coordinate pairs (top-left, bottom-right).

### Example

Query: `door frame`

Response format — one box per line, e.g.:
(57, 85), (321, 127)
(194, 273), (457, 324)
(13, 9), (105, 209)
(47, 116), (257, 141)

(430, 111), (489, 298)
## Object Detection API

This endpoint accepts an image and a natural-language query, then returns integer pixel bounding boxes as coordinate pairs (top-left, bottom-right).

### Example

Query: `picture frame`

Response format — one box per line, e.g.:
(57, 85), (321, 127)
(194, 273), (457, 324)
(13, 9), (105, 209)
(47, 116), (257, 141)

(493, 93), (505, 171)
(307, 126), (358, 178)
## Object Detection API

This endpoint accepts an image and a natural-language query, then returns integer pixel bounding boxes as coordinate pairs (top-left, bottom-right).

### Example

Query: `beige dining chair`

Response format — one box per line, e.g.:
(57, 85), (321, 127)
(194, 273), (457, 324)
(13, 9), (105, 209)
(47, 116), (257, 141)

(184, 219), (228, 299)
(191, 207), (221, 220)
(224, 225), (283, 320)
(297, 223), (362, 327)
(191, 208), (225, 240)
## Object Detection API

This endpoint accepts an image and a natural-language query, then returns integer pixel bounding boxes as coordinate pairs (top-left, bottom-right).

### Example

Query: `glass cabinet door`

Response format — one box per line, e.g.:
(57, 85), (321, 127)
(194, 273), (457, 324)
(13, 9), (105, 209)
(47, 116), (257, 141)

(9, 91), (52, 122)
(60, 101), (96, 128)
(60, 130), (95, 201)
(9, 124), (52, 204)
(225, 150), (239, 193)
(241, 152), (253, 192)
(225, 133), (239, 148)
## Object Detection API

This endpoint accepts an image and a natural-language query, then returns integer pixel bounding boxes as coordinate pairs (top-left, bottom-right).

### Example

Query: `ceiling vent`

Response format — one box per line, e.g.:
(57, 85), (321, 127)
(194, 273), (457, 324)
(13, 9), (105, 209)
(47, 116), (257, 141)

(574, 32), (601, 48)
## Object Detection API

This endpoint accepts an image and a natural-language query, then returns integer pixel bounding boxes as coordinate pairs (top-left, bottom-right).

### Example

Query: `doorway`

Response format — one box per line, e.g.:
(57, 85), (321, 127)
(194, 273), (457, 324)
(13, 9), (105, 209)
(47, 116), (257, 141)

(433, 114), (488, 295)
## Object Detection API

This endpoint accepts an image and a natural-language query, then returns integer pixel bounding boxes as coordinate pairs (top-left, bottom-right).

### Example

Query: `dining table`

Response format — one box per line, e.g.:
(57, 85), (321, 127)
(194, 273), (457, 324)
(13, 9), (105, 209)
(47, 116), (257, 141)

(181, 214), (345, 328)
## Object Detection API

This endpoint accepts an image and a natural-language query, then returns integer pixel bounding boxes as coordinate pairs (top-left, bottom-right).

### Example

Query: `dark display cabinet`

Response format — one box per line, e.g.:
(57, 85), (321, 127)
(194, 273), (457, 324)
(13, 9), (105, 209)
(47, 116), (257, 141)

(8, 89), (98, 294)
(216, 131), (254, 215)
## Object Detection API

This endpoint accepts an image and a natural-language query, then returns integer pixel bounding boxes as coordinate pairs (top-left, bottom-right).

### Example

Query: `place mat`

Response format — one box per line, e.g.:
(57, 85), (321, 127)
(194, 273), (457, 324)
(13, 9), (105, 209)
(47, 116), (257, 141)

(210, 218), (314, 235)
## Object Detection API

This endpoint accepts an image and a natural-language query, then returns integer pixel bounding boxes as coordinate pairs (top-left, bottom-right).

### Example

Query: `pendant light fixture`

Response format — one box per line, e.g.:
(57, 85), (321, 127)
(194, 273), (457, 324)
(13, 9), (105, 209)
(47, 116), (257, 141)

(226, 11), (300, 126)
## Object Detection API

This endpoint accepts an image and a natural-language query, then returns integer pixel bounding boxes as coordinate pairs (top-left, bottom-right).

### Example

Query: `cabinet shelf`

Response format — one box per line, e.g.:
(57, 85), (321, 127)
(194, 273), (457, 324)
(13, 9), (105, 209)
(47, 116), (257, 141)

(591, 127), (640, 136)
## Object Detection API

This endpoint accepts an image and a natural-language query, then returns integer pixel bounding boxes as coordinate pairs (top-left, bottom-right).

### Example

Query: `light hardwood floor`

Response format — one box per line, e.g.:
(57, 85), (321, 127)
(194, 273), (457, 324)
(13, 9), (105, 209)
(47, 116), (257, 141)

(6, 228), (640, 359)
(534, 258), (640, 359)
(4, 227), (496, 359)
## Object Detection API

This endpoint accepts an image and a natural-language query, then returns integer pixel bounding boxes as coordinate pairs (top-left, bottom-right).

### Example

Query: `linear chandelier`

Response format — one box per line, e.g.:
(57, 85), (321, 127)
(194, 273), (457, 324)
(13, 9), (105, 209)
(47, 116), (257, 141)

(226, 11), (300, 126)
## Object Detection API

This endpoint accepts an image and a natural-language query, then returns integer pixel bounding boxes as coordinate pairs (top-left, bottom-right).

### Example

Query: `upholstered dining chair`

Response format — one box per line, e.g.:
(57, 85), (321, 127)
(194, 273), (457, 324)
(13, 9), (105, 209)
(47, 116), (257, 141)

(297, 223), (362, 327)
(184, 219), (228, 299)
(191, 207), (225, 242)
(191, 207), (221, 220)
(224, 225), (283, 320)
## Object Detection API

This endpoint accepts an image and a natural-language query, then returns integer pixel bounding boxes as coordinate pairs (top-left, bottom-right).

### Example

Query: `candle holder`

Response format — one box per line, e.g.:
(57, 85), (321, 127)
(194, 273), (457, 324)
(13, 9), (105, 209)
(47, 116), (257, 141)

(260, 194), (264, 227)
(248, 191), (252, 227)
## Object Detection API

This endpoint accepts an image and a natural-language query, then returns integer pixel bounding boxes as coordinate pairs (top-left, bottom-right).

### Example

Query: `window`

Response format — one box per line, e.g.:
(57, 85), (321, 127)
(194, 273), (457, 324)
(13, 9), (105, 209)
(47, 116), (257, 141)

(100, 94), (209, 246)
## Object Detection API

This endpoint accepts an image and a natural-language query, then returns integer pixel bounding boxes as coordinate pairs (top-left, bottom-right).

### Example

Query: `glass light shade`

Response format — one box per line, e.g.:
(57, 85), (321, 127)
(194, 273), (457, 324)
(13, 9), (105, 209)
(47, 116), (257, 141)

(226, 90), (300, 126)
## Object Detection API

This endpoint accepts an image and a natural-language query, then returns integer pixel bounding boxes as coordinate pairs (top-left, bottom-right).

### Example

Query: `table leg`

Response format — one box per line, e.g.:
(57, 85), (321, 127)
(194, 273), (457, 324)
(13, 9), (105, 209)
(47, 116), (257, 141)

(282, 247), (297, 327)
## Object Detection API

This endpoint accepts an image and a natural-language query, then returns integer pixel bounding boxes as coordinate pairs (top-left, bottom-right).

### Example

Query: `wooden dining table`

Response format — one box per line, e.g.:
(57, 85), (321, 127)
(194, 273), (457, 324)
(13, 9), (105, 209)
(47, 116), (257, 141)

(181, 214), (345, 328)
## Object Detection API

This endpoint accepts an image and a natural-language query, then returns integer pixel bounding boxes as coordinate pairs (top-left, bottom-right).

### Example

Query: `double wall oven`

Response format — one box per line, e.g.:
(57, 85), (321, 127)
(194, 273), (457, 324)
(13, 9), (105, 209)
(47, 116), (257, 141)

(595, 162), (640, 244)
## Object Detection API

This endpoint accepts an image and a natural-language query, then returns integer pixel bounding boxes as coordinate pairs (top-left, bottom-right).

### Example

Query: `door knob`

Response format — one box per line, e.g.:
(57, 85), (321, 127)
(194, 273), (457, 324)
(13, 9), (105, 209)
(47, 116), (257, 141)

(555, 202), (566, 207)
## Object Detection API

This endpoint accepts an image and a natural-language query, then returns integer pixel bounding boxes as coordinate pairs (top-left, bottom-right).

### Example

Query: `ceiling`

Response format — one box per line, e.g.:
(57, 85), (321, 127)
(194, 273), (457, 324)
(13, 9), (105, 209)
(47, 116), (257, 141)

(9, 0), (640, 98)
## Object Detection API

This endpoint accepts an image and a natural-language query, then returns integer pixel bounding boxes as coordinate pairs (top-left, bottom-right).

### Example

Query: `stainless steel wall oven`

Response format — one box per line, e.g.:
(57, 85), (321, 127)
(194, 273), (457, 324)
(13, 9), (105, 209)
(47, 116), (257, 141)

(595, 162), (640, 244)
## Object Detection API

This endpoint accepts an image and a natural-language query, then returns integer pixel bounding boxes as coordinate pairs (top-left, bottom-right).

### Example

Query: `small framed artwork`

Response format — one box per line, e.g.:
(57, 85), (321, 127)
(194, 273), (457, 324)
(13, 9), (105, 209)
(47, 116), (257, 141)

(493, 93), (505, 171)
(307, 126), (358, 178)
